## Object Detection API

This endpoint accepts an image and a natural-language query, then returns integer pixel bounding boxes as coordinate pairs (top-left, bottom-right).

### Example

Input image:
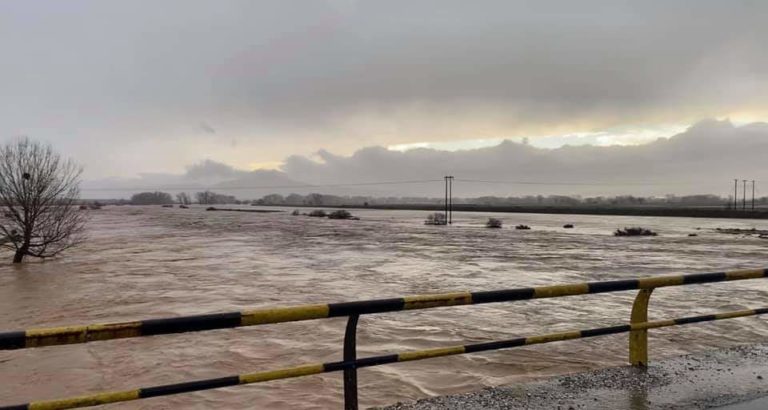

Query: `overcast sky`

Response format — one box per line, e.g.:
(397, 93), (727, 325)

(1, 1), (766, 181)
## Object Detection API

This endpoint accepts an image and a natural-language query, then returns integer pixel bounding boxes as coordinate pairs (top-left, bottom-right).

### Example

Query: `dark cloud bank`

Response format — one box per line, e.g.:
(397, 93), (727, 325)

(83, 120), (768, 199)
(2, 0), (767, 176)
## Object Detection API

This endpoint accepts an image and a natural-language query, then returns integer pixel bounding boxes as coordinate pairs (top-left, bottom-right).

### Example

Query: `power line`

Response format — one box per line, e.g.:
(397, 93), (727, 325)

(455, 178), (703, 187)
(78, 176), (768, 194)
(80, 179), (444, 192)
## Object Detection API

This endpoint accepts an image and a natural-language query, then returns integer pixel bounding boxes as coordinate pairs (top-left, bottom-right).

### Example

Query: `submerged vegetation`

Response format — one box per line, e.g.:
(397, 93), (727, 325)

(614, 227), (658, 237)
(485, 218), (503, 228)
(328, 210), (354, 219)
(302, 209), (359, 220)
(424, 213), (447, 225)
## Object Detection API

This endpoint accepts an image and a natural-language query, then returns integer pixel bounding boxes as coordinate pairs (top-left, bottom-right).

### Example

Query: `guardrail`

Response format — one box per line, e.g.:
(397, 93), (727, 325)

(1, 267), (766, 410)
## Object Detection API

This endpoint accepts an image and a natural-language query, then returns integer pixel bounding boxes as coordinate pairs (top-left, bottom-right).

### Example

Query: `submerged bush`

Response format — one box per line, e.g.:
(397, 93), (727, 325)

(614, 227), (657, 236)
(328, 210), (353, 219)
(486, 218), (503, 228)
(424, 213), (447, 225)
(308, 210), (327, 217)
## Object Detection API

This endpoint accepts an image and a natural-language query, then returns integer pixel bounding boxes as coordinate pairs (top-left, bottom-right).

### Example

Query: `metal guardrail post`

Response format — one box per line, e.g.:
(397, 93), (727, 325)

(629, 288), (653, 366)
(343, 314), (360, 410)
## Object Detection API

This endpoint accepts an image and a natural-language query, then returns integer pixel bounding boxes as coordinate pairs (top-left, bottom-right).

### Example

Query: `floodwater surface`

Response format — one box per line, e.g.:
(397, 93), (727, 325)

(1, 206), (767, 409)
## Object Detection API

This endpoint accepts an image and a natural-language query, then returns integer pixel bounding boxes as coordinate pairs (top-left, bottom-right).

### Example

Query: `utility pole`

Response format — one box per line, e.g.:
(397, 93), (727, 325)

(752, 180), (756, 211)
(448, 176), (454, 224)
(734, 179), (738, 210)
(743, 180), (747, 211)
(444, 176), (448, 224)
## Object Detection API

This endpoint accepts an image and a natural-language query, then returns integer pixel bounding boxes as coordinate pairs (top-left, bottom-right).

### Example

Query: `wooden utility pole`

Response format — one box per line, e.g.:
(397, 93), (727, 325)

(743, 180), (747, 211)
(734, 179), (738, 210)
(444, 176), (448, 224)
(752, 180), (756, 211)
(447, 176), (451, 224)
(443, 176), (454, 224)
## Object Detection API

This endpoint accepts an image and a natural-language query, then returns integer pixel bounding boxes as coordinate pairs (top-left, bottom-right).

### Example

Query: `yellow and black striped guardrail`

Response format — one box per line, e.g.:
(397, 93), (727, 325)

(3, 308), (767, 410)
(1, 268), (765, 351)
(1, 267), (767, 410)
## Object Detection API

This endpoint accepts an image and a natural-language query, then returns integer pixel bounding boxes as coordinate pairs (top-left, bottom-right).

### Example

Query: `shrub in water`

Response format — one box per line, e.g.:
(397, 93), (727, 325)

(486, 218), (503, 228)
(424, 213), (447, 225)
(614, 227), (657, 236)
(328, 210), (353, 219)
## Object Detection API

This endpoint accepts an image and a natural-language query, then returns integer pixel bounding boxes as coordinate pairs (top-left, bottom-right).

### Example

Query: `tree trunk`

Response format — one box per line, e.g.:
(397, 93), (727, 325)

(13, 248), (25, 263)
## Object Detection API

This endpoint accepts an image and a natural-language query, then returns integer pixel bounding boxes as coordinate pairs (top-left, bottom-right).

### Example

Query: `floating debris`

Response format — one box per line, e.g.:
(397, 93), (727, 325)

(291, 210), (301, 216)
(179, 205), (189, 209)
(162, 204), (173, 208)
(563, 224), (574, 229)
(515, 224), (531, 230)
(308, 210), (327, 217)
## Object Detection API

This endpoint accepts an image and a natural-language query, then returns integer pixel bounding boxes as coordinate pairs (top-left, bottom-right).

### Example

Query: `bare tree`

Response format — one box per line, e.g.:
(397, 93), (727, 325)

(195, 190), (236, 205)
(176, 192), (191, 205)
(130, 191), (173, 205)
(195, 190), (214, 205)
(0, 139), (87, 263)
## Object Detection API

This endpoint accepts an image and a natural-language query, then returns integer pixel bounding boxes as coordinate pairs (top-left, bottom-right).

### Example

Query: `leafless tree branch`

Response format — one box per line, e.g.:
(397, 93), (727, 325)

(0, 138), (88, 263)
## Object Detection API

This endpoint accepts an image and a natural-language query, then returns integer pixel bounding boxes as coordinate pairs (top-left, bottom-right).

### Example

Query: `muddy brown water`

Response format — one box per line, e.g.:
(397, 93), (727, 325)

(1, 206), (767, 409)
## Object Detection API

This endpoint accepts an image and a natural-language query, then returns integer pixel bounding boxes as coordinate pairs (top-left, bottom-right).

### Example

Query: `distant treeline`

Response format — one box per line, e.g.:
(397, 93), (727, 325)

(127, 191), (244, 205)
(84, 191), (768, 209)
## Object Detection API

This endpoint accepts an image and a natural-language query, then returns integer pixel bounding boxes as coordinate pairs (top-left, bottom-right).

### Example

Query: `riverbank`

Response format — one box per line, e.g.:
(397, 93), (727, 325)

(380, 344), (768, 410)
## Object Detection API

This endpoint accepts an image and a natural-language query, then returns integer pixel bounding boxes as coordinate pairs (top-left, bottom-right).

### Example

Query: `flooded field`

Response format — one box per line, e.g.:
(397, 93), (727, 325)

(1, 206), (767, 409)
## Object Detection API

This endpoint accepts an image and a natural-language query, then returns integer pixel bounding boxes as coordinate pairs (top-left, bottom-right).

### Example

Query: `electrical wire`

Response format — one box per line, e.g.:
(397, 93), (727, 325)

(80, 179), (444, 192)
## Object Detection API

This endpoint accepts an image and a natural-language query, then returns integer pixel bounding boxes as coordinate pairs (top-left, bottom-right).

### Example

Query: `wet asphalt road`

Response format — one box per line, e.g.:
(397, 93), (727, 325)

(381, 344), (768, 410)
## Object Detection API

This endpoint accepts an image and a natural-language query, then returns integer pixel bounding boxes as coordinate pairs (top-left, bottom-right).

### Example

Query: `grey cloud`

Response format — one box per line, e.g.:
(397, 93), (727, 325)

(82, 159), (303, 199)
(200, 122), (216, 134)
(281, 120), (768, 197)
(184, 159), (242, 180)
(81, 120), (768, 199)
(2, 1), (767, 177)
